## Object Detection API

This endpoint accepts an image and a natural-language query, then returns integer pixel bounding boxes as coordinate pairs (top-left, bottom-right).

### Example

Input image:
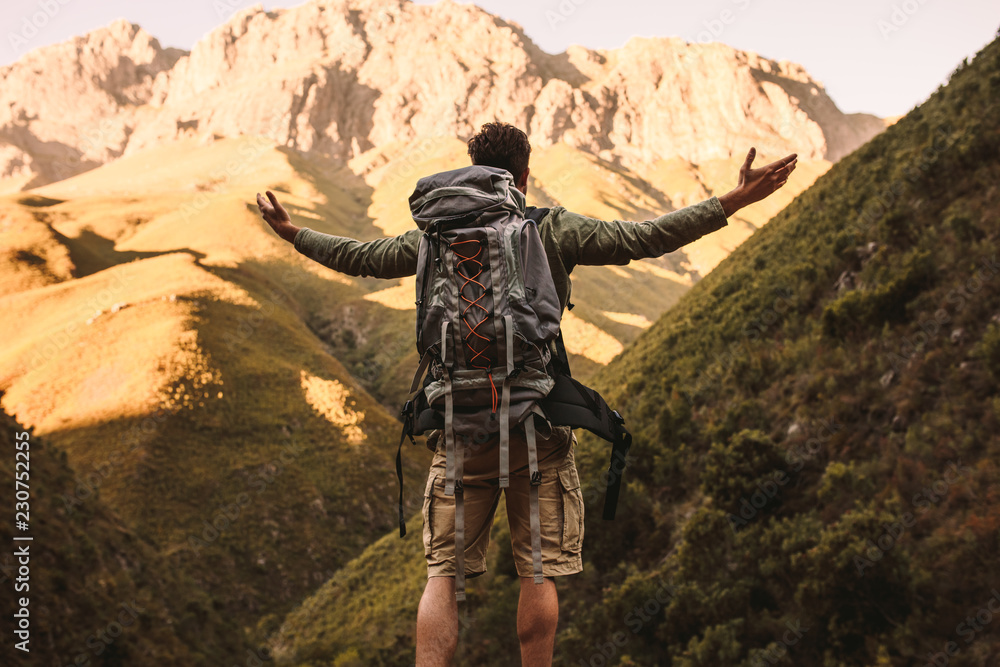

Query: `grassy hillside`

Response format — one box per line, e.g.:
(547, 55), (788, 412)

(0, 396), (245, 665)
(0, 136), (433, 654)
(558, 33), (1000, 667)
(265, 34), (1000, 667)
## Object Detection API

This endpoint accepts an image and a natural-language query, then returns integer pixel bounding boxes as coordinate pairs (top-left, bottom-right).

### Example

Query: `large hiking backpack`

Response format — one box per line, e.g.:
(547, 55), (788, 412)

(397, 165), (632, 600)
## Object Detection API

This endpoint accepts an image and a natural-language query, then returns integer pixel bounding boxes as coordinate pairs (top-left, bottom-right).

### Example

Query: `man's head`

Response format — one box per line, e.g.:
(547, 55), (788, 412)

(467, 121), (531, 194)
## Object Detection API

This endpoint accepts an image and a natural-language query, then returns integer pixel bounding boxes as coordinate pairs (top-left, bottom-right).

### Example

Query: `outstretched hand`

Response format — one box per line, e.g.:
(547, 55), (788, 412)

(738, 147), (797, 201)
(255, 190), (300, 243)
(718, 148), (798, 217)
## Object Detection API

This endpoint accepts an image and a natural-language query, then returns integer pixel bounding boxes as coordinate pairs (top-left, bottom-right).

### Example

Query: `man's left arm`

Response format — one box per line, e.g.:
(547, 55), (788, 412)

(556, 147), (797, 267)
(555, 196), (730, 267)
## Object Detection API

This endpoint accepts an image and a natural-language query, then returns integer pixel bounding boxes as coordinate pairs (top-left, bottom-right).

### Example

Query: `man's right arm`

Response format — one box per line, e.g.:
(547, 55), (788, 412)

(292, 227), (421, 279)
(256, 189), (420, 279)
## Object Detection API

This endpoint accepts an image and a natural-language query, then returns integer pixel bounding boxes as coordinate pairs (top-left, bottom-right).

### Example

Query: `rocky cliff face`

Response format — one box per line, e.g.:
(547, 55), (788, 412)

(0, 0), (885, 191)
(0, 18), (183, 189)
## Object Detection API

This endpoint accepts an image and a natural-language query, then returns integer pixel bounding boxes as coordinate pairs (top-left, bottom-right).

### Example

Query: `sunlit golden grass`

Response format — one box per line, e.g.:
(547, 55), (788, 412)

(361, 136), (471, 236)
(0, 134), (439, 647)
(0, 197), (76, 295)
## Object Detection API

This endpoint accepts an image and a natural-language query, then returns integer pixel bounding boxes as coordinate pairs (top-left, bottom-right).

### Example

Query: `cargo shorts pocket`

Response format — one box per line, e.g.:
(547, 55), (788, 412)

(557, 462), (584, 554)
(422, 471), (437, 558)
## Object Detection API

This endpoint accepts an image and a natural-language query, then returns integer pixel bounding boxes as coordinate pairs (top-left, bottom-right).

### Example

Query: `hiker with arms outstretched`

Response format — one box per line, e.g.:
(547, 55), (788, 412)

(257, 122), (796, 667)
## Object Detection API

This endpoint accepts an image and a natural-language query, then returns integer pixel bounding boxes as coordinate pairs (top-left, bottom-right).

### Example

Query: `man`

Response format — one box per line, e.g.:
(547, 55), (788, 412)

(257, 122), (796, 666)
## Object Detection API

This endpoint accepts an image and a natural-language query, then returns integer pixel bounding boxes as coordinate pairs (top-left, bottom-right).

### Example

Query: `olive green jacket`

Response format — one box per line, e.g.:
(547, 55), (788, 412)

(292, 197), (729, 312)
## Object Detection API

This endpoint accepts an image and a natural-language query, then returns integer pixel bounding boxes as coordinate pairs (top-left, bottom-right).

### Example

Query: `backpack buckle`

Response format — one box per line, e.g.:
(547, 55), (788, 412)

(401, 400), (414, 418)
(530, 471), (542, 486)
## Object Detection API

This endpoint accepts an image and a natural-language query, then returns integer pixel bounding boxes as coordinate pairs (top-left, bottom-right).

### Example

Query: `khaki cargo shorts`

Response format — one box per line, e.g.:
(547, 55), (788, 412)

(422, 423), (584, 579)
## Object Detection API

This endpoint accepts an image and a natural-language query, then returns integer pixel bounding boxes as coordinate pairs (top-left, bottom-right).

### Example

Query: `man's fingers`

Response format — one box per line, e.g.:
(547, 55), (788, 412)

(266, 190), (281, 209)
(771, 159), (797, 179)
(256, 192), (271, 209)
(767, 153), (798, 169)
(266, 190), (291, 221)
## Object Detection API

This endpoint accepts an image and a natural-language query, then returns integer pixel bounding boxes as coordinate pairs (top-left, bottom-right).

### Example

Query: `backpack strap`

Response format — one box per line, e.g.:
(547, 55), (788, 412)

(441, 320), (457, 496)
(525, 409), (544, 585)
(439, 319), (470, 601)
(453, 424), (466, 601)
(396, 349), (435, 537)
(524, 206), (550, 223)
(498, 314), (515, 489)
(539, 371), (633, 520)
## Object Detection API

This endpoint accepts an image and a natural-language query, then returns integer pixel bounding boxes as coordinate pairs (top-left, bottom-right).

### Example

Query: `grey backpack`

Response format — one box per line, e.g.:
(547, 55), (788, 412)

(397, 165), (632, 601)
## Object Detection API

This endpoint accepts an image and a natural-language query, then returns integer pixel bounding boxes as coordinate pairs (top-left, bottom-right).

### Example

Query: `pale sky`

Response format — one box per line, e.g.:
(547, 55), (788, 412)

(1, 0), (997, 118)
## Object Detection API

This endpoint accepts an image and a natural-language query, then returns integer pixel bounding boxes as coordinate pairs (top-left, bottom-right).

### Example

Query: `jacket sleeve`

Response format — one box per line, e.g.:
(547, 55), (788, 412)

(552, 196), (729, 269)
(292, 227), (422, 279)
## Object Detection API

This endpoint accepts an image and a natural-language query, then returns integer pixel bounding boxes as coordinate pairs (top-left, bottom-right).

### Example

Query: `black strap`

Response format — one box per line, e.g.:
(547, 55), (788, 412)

(524, 206), (550, 223)
(538, 372), (632, 520)
(396, 402), (417, 537)
(552, 330), (572, 376)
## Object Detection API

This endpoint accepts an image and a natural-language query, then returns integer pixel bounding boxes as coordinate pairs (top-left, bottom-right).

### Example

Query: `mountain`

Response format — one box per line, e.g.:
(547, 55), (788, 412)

(0, 0), (885, 394)
(264, 31), (1000, 667)
(0, 0), (883, 193)
(0, 0), (907, 663)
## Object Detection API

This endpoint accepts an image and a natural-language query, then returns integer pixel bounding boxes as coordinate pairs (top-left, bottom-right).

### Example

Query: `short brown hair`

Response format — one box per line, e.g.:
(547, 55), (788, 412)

(467, 121), (531, 181)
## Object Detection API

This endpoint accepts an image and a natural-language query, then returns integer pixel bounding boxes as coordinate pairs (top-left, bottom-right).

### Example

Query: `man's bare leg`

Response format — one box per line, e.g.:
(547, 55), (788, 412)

(518, 577), (559, 667)
(416, 576), (458, 667)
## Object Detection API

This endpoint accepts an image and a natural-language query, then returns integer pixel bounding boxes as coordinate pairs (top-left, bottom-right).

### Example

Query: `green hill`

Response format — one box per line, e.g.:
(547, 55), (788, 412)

(0, 396), (251, 665)
(265, 33), (1000, 667)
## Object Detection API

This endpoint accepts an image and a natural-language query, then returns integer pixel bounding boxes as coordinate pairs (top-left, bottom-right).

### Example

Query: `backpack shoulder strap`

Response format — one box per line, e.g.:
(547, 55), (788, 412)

(523, 203), (630, 518)
(524, 206), (550, 223)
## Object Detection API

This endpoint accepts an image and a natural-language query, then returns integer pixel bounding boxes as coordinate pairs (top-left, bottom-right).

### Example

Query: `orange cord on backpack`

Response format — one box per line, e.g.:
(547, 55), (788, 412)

(450, 239), (498, 413)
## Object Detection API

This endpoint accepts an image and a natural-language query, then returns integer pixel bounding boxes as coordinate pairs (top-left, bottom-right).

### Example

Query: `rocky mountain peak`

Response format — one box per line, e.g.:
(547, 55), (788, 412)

(0, 0), (885, 191)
